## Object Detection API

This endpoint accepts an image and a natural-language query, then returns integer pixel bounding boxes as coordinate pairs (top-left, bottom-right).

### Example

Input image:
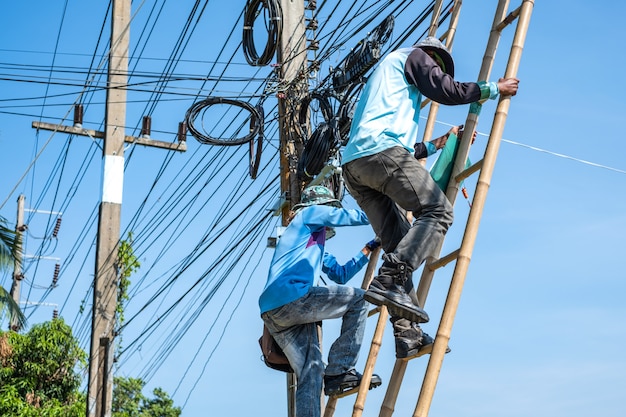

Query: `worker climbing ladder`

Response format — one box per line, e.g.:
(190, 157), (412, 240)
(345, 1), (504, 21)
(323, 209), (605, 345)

(323, 0), (535, 416)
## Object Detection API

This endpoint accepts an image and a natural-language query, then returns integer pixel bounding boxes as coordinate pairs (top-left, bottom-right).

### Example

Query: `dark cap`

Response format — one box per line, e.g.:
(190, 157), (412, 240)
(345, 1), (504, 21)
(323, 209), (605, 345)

(414, 36), (455, 77)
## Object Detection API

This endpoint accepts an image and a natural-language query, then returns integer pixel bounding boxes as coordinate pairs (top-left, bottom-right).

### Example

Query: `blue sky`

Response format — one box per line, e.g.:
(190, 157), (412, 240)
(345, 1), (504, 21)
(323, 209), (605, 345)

(1, 1), (625, 417)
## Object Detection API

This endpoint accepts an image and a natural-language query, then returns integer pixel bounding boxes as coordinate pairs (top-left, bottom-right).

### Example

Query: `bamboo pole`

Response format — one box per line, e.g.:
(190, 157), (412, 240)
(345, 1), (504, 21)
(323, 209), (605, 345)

(323, 246), (381, 417)
(416, 0), (510, 315)
(379, 359), (408, 417)
(323, 397), (338, 417)
(352, 306), (389, 417)
(419, 0), (462, 162)
(413, 2), (534, 417)
(376, 2), (462, 417)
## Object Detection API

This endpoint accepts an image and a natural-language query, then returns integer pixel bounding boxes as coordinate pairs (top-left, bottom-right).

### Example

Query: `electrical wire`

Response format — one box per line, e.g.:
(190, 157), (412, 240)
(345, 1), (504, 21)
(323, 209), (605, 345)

(242, 0), (283, 66)
(185, 96), (262, 145)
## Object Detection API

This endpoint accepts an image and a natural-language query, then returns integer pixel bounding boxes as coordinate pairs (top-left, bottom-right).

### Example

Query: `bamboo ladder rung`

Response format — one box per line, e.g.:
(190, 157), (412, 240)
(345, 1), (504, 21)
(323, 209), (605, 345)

(367, 306), (382, 317)
(426, 248), (460, 271)
(496, 5), (521, 32)
(455, 158), (484, 183)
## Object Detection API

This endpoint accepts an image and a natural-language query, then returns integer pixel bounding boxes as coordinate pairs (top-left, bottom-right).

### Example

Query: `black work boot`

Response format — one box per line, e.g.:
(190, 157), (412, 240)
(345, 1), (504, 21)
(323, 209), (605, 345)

(324, 369), (383, 396)
(394, 322), (451, 359)
(364, 254), (429, 323)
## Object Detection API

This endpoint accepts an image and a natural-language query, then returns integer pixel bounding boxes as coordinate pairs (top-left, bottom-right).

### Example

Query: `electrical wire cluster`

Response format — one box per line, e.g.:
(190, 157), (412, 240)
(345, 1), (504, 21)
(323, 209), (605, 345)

(242, 0), (283, 66)
(0, 0), (466, 410)
(249, 103), (264, 179)
(295, 15), (396, 184)
(332, 14), (395, 93)
(185, 97), (263, 146)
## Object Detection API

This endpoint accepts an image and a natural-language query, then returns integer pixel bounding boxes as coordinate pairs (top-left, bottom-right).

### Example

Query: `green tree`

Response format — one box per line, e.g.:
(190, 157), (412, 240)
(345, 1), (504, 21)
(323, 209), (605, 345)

(0, 215), (26, 330)
(0, 319), (86, 416)
(115, 231), (140, 355)
(112, 376), (181, 417)
(0, 318), (180, 417)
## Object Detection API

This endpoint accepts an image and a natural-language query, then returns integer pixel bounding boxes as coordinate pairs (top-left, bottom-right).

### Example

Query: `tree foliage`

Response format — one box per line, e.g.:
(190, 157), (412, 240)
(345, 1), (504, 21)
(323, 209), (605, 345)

(0, 319), (86, 417)
(0, 318), (181, 417)
(112, 376), (181, 417)
(116, 232), (140, 327)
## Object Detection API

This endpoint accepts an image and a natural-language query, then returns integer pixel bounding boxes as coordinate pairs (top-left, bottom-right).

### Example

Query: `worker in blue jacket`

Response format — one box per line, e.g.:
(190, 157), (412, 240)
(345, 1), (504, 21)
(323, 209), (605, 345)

(259, 185), (380, 417)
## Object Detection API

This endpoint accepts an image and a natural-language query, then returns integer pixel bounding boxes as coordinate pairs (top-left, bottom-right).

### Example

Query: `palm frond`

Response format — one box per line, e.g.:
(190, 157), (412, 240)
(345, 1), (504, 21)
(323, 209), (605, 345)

(0, 215), (21, 271)
(0, 285), (27, 330)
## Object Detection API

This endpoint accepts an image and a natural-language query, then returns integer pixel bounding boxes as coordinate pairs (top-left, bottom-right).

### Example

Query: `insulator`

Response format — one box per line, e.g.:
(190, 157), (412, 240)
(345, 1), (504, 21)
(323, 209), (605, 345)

(141, 116), (152, 138)
(308, 39), (320, 50)
(177, 121), (187, 142)
(306, 18), (318, 30)
(74, 104), (84, 127)
(306, 0), (317, 10)
(462, 187), (469, 199)
(52, 217), (62, 238)
(52, 263), (60, 287)
(52, 309), (59, 319)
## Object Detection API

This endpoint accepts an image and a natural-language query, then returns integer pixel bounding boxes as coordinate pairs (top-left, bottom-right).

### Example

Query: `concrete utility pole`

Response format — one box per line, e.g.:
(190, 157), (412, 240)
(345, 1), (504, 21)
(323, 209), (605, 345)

(29, 1), (184, 415)
(86, 1), (130, 416)
(9, 194), (25, 331)
(277, 1), (308, 416)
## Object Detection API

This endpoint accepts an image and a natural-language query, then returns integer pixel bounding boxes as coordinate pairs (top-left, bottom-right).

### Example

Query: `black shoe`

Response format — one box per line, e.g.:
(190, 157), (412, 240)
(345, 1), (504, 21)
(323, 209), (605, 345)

(395, 331), (451, 359)
(365, 278), (429, 323)
(324, 369), (383, 396)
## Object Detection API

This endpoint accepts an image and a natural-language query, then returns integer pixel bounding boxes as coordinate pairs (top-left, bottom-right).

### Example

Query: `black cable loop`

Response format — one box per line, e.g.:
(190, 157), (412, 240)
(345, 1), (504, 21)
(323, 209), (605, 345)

(297, 122), (332, 181)
(298, 91), (334, 132)
(185, 97), (261, 146)
(242, 0), (283, 66)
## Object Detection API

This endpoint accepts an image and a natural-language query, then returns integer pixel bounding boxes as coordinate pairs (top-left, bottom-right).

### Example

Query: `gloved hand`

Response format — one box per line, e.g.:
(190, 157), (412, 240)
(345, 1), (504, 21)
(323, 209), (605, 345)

(365, 237), (381, 251)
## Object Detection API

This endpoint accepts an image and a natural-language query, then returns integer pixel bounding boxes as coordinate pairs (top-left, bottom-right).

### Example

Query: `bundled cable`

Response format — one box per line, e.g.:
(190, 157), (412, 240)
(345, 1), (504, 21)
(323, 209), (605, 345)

(249, 103), (264, 179)
(185, 97), (262, 146)
(297, 122), (332, 181)
(332, 14), (395, 92)
(297, 91), (334, 140)
(242, 0), (283, 66)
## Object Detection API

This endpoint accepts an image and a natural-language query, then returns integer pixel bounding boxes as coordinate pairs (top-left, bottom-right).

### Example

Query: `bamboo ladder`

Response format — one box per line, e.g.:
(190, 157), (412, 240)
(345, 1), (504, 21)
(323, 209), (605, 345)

(323, 1), (535, 416)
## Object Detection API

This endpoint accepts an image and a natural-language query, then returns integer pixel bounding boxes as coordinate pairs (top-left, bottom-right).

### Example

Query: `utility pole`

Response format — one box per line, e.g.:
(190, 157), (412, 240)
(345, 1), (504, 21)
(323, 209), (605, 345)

(29, 1), (185, 415)
(277, 1), (308, 416)
(9, 194), (25, 331)
(86, 1), (130, 416)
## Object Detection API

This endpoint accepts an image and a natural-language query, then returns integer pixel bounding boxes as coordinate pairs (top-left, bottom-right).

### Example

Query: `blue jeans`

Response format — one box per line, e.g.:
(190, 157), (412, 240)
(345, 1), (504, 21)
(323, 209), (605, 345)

(261, 285), (368, 417)
(342, 146), (454, 272)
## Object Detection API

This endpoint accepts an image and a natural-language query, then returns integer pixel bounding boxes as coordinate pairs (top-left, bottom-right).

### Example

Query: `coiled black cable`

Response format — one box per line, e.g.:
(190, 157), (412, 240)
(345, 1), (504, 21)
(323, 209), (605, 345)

(297, 122), (333, 181)
(242, 0), (283, 66)
(297, 91), (335, 143)
(249, 103), (264, 179)
(185, 97), (262, 146)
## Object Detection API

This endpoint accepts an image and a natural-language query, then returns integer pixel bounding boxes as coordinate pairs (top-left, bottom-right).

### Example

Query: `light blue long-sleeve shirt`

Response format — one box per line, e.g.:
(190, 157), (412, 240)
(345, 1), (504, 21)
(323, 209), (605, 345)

(322, 251), (368, 285)
(259, 204), (369, 314)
